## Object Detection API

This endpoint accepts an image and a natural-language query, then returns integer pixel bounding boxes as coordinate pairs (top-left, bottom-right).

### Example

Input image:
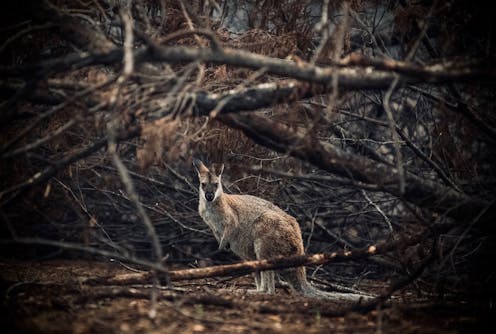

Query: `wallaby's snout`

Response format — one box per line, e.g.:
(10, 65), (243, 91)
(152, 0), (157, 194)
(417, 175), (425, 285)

(202, 181), (218, 201)
(205, 191), (215, 201)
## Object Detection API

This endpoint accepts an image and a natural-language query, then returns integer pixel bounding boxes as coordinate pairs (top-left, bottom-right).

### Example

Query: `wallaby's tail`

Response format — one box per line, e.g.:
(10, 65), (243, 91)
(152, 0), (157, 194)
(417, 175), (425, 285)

(282, 267), (374, 302)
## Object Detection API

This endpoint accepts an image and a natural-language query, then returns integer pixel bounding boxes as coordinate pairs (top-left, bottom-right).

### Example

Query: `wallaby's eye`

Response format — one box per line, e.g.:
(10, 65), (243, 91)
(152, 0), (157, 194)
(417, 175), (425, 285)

(201, 183), (207, 188)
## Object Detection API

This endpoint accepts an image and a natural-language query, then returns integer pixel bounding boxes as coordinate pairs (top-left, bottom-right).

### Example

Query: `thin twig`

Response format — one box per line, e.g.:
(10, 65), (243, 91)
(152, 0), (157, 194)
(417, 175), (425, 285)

(0, 237), (167, 273)
(0, 77), (117, 155)
(0, 23), (55, 54)
(2, 119), (77, 158)
(248, 165), (381, 192)
(0, 126), (141, 205)
(382, 76), (406, 194)
(352, 238), (437, 313)
(159, 28), (222, 51)
(328, 106), (461, 191)
(110, 8), (166, 318)
(361, 190), (393, 232)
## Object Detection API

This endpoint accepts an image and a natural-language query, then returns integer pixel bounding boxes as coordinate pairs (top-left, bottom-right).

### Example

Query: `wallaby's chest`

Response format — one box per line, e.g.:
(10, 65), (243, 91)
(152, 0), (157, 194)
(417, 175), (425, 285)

(199, 201), (227, 236)
(200, 207), (224, 225)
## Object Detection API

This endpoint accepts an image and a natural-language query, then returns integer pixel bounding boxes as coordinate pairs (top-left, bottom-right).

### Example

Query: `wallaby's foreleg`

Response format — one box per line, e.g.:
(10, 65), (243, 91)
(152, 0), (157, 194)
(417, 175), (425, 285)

(254, 271), (262, 291)
(254, 238), (276, 294)
(218, 223), (234, 250)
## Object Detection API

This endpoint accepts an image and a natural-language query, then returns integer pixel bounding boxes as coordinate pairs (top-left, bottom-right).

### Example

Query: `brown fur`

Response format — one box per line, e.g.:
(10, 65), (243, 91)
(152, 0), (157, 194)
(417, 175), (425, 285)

(193, 159), (324, 296)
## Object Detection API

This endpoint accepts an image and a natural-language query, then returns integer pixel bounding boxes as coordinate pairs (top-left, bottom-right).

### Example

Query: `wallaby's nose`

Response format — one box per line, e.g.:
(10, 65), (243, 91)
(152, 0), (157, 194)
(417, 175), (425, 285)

(205, 192), (215, 201)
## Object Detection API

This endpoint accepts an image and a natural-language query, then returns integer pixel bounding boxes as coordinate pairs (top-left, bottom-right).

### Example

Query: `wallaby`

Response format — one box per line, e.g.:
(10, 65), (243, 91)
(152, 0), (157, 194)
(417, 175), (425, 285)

(193, 159), (370, 300)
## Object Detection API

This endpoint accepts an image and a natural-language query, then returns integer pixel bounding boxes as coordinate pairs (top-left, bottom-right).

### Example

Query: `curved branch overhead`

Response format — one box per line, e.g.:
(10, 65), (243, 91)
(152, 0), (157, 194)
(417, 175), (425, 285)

(2, 45), (495, 87)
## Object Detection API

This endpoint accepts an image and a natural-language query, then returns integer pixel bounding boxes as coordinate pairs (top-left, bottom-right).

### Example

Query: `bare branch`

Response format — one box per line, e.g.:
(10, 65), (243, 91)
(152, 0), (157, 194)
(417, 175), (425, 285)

(2, 119), (77, 158)
(2, 46), (494, 87)
(0, 126), (141, 205)
(220, 112), (492, 222)
(159, 28), (222, 51)
(383, 76), (406, 194)
(82, 225), (431, 284)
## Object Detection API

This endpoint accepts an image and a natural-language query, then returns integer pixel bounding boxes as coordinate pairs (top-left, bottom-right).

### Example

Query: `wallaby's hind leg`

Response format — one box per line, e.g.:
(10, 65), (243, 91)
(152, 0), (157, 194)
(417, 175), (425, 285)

(253, 211), (306, 294)
(280, 267), (308, 294)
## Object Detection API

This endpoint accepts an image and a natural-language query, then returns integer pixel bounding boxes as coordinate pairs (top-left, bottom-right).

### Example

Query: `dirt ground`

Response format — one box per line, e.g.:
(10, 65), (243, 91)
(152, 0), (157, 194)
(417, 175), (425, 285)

(0, 260), (489, 334)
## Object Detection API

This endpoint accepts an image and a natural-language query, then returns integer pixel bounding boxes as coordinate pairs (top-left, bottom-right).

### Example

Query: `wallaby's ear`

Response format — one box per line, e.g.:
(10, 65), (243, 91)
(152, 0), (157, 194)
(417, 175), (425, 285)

(193, 158), (208, 174)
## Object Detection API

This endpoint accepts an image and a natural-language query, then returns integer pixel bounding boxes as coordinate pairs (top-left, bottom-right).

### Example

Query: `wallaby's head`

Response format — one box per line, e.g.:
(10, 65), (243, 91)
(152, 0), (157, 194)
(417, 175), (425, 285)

(193, 159), (224, 202)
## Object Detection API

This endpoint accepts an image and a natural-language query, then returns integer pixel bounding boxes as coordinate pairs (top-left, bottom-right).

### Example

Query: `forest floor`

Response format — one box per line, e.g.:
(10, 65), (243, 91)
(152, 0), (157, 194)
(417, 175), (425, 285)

(0, 260), (489, 334)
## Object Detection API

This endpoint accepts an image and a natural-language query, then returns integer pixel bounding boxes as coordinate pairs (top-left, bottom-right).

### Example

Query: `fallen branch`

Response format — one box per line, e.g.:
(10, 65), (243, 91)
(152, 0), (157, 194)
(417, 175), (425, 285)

(83, 226), (431, 286)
